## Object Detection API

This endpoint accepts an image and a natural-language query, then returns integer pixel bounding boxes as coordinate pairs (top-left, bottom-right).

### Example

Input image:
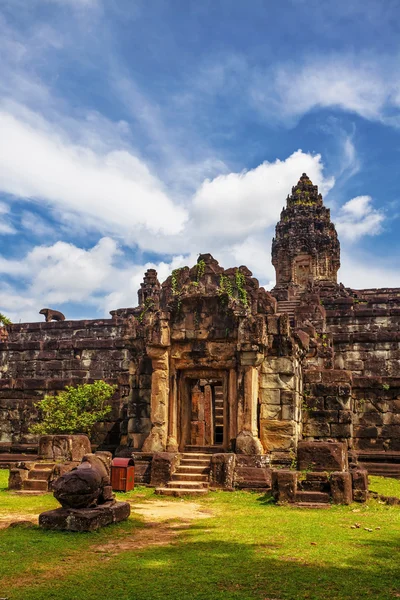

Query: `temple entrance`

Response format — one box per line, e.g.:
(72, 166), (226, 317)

(178, 371), (228, 451)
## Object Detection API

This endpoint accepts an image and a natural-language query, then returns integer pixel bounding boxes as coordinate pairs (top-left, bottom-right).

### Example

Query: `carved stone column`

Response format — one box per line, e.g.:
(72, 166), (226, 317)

(236, 351), (264, 454)
(142, 346), (169, 452)
(166, 372), (178, 452)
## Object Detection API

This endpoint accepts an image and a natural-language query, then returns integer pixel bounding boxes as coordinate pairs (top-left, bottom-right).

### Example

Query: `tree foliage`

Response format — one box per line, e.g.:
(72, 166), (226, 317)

(29, 381), (117, 436)
(0, 312), (12, 326)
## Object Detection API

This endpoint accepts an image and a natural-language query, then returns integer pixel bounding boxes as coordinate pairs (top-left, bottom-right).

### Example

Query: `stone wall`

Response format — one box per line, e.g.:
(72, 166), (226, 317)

(259, 356), (302, 457)
(0, 319), (131, 449)
(325, 292), (400, 453)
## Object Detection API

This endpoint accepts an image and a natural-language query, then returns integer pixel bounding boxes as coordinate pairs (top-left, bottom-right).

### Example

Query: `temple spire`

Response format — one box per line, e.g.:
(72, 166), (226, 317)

(287, 173), (323, 208)
(271, 174), (340, 299)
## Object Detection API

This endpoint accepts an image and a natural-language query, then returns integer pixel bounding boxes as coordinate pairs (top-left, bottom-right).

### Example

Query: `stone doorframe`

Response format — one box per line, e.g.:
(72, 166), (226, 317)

(174, 369), (230, 452)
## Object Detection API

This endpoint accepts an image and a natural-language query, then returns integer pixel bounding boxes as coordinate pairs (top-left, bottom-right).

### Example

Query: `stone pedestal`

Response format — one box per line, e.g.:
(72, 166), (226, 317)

(39, 501), (130, 532)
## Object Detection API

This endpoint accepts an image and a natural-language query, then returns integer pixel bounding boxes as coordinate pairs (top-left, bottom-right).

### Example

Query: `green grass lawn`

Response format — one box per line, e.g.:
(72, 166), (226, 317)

(1, 469), (400, 600)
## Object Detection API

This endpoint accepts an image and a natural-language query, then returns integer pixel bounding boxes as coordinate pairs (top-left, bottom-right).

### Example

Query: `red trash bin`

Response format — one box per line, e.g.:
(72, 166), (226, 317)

(111, 457), (135, 492)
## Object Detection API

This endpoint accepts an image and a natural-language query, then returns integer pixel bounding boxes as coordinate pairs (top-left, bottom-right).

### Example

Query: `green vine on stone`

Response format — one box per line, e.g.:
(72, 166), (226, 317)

(218, 271), (248, 308)
(218, 274), (233, 298)
(138, 298), (154, 323)
(235, 270), (248, 307)
(171, 268), (184, 312)
(196, 259), (205, 282)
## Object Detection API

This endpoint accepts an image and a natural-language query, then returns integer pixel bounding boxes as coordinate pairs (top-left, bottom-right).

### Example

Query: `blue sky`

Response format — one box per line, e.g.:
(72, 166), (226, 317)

(1, 0), (400, 321)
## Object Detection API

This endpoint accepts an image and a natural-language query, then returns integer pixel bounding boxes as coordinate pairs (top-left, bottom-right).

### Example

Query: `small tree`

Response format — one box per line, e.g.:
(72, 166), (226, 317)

(29, 381), (117, 437)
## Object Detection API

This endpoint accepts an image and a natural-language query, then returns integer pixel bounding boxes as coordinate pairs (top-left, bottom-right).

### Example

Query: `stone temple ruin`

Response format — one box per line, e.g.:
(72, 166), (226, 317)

(1, 173), (400, 501)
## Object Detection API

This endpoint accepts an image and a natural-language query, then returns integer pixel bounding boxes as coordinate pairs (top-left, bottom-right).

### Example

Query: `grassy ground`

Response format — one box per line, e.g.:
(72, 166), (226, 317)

(1, 469), (400, 600)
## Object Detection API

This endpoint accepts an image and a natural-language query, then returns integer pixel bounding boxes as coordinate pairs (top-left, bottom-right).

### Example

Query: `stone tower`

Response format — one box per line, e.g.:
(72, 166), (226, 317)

(271, 173), (340, 299)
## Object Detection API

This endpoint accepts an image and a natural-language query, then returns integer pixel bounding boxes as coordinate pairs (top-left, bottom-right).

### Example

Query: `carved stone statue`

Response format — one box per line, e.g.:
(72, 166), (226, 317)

(39, 451), (131, 531)
(39, 308), (66, 322)
(52, 452), (114, 509)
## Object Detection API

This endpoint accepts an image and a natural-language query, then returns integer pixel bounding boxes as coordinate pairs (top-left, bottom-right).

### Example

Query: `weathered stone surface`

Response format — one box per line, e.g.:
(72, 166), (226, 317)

(297, 441), (348, 472)
(210, 453), (235, 489)
(271, 470), (297, 503)
(236, 431), (264, 455)
(39, 501), (130, 531)
(260, 420), (295, 452)
(351, 469), (369, 502)
(150, 452), (179, 486)
(330, 471), (352, 504)
(39, 435), (91, 462)
(52, 452), (113, 509)
(234, 455), (271, 489)
(8, 464), (31, 490)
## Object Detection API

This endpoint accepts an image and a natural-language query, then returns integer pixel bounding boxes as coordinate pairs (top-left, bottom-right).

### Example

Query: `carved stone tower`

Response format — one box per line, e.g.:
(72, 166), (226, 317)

(272, 173), (340, 299)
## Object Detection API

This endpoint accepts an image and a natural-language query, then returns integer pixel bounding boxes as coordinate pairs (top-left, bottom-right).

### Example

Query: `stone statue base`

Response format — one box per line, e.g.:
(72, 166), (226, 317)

(39, 500), (130, 532)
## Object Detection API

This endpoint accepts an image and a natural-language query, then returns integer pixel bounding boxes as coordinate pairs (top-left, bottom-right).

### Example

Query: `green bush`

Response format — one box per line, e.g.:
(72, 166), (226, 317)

(29, 381), (117, 436)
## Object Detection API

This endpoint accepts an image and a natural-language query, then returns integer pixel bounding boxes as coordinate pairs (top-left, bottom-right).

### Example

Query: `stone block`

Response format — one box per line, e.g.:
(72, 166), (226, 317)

(330, 472), (352, 505)
(302, 422), (331, 437)
(8, 466), (31, 490)
(150, 452), (179, 486)
(210, 453), (235, 489)
(39, 435), (91, 462)
(259, 388), (281, 405)
(234, 466), (271, 489)
(260, 420), (296, 452)
(297, 441), (348, 472)
(271, 470), (297, 503)
(39, 501), (130, 531)
(261, 358), (294, 375)
(236, 430), (264, 455)
(351, 469), (369, 502)
(260, 404), (281, 420)
(260, 373), (295, 390)
(330, 424), (352, 438)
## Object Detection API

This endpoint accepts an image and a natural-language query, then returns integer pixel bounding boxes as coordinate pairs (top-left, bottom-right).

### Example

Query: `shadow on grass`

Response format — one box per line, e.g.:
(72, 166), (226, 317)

(3, 527), (400, 600)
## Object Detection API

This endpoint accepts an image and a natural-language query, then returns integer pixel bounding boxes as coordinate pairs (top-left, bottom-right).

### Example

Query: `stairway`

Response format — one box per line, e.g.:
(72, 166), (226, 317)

(21, 462), (55, 493)
(277, 298), (301, 325)
(294, 472), (331, 508)
(155, 453), (211, 497)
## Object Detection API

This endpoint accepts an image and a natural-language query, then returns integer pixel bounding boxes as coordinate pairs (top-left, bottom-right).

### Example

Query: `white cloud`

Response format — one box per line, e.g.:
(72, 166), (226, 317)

(336, 195), (384, 241)
(339, 250), (400, 289)
(250, 55), (400, 126)
(0, 237), (195, 321)
(0, 111), (187, 238)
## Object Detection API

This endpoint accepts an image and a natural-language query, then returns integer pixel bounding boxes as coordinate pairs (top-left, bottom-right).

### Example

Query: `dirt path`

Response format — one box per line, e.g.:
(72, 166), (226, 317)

(96, 499), (212, 555)
(0, 513), (38, 529)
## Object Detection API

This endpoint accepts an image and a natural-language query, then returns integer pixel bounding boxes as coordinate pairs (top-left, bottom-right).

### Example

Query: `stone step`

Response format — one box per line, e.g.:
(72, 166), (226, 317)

(177, 465), (210, 474)
(180, 458), (210, 467)
(27, 468), (53, 481)
(292, 503), (331, 510)
(172, 472), (209, 482)
(155, 487), (209, 497)
(359, 462), (400, 478)
(300, 480), (329, 493)
(295, 491), (330, 504)
(184, 446), (224, 454)
(23, 479), (49, 492)
(181, 452), (212, 459)
(34, 463), (56, 469)
(167, 480), (208, 489)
